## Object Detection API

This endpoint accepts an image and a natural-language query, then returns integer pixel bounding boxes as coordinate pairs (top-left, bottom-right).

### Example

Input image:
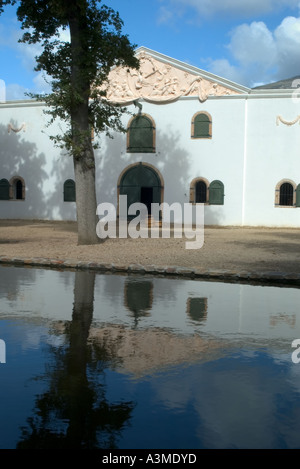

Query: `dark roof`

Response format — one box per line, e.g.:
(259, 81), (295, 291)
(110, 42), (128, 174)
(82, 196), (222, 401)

(253, 76), (300, 90)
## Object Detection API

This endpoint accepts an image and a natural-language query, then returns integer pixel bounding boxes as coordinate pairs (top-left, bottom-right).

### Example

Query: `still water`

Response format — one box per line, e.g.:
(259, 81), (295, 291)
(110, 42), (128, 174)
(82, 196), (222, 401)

(0, 264), (300, 449)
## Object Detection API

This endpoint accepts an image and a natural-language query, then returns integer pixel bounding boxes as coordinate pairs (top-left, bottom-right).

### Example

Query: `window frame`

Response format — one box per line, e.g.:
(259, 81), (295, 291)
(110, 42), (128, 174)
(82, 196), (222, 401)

(190, 177), (210, 205)
(275, 179), (296, 207)
(63, 179), (76, 202)
(127, 113), (156, 153)
(191, 111), (212, 139)
(9, 176), (25, 201)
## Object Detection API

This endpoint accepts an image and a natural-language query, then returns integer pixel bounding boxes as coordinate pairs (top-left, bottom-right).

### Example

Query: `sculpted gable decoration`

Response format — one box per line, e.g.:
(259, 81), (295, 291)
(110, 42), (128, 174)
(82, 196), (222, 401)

(104, 51), (240, 104)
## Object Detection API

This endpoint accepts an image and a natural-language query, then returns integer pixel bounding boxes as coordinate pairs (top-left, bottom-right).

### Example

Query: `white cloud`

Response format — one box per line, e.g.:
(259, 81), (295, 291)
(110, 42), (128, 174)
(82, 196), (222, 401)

(207, 59), (247, 85)
(16, 26), (70, 72)
(5, 84), (29, 100)
(0, 23), (41, 71)
(16, 41), (43, 72)
(158, 0), (300, 87)
(208, 14), (300, 86)
(157, 5), (178, 25)
(0, 23), (69, 95)
(33, 71), (52, 95)
(158, 0), (299, 22)
(0, 79), (6, 102)
(229, 22), (277, 67)
(275, 15), (300, 78)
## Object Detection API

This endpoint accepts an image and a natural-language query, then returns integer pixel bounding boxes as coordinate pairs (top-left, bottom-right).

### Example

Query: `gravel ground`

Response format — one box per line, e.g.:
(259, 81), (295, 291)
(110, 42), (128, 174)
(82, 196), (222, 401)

(0, 219), (300, 274)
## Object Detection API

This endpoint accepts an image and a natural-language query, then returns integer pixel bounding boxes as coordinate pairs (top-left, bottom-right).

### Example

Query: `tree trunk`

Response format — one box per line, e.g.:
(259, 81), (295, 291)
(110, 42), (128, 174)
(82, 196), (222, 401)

(74, 152), (100, 245)
(68, 7), (101, 245)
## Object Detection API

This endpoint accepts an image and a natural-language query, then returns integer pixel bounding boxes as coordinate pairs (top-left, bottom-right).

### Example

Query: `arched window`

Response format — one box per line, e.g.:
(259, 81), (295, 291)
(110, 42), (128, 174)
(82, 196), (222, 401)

(118, 162), (164, 220)
(195, 180), (207, 203)
(190, 178), (224, 205)
(0, 179), (10, 200)
(64, 179), (76, 202)
(191, 112), (212, 139)
(9, 176), (25, 200)
(127, 114), (156, 153)
(275, 180), (296, 207)
(190, 178), (209, 204)
(280, 183), (293, 206)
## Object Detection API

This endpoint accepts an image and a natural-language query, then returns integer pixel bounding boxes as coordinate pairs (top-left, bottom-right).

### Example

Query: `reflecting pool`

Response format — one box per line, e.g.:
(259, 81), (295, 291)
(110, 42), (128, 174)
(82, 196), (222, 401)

(0, 264), (300, 449)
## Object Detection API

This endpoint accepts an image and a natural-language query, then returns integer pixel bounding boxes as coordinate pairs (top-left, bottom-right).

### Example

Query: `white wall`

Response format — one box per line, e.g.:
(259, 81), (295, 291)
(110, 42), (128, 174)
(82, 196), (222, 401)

(0, 100), (76, 220)
(1, 92), (300, 228)
(244, 92), (300, 226)
(95, 96), (247, 226)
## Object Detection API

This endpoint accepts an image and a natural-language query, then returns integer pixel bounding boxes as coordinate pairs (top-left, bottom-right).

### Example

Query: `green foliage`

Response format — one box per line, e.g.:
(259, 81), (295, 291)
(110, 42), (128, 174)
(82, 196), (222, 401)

(1, 0), (139, 156)
(0, 1), (16, 14)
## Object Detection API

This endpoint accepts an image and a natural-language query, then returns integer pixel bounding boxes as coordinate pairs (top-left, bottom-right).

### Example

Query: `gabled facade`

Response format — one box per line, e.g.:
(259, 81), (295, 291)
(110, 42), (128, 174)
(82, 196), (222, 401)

(1, 47), (300, 227)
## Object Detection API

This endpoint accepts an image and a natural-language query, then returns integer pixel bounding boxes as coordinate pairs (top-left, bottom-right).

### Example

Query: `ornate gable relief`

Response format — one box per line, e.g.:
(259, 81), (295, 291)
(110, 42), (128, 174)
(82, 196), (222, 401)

(104, 52), (240, 104)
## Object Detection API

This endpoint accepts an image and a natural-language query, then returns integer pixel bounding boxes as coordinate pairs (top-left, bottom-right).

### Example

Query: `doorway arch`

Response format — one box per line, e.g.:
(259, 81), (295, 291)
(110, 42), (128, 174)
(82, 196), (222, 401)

(117, 162), (164, 220)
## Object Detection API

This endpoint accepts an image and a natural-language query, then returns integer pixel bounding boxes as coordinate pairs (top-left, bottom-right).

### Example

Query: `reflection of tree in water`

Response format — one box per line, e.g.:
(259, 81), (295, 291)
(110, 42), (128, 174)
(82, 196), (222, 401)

(124, 278), (153, 327)
(17, 271), (135, 449)
(0, 265), (37, 302)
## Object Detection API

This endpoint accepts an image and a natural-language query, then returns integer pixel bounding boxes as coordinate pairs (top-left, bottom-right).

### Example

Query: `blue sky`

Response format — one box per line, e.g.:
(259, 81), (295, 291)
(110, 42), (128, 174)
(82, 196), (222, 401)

(1, 0), (300, 100)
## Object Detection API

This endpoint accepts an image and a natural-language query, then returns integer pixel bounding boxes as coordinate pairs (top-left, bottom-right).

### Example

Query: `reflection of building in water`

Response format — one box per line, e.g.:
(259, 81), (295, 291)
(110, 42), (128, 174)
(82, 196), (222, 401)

(88, 325), (223, 377)
(270, 313), (296, 328)
(124, 279), (153, 326)
(186, 297), (208, 323)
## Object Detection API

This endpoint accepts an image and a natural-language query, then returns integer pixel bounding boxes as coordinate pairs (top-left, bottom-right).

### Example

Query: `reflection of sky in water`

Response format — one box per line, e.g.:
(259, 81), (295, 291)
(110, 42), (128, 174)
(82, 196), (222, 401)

(0, 266), (300, 449)
(102, 350), (300, 449)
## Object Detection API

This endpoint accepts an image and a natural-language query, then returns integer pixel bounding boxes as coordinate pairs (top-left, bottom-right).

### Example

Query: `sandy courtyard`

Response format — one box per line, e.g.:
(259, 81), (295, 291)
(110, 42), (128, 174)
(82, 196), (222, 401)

(0, 219), (299, 275)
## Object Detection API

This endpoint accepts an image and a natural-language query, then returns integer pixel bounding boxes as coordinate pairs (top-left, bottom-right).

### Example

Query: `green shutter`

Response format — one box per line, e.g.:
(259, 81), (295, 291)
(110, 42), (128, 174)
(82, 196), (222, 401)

(64, 179), (76, 202)
(296, 184), (300, 207)
(128, 116), (155, 153)
(209, 180), (224, 205)
(193, 113), (211, 138)
(0, 179), (10, 200)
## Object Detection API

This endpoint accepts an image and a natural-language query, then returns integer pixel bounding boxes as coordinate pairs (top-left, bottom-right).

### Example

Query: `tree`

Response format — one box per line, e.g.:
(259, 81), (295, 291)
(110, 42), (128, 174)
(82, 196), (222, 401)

(17, 271), (135, 448)
(0, 0), (139, 244)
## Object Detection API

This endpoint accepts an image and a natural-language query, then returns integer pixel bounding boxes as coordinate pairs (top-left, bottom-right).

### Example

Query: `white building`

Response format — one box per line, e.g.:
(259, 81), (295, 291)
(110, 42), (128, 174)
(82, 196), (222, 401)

(1, 46), (300, 227)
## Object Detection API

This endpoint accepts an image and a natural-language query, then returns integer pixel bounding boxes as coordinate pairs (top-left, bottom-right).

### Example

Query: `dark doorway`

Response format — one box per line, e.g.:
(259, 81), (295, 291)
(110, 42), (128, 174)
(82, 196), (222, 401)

(16, 180), (23, 200)
(119, 163), (162, 220)
(280, 182), (293, 206)
(141, 187), (153, 214)
(195, 181), (207, 203)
